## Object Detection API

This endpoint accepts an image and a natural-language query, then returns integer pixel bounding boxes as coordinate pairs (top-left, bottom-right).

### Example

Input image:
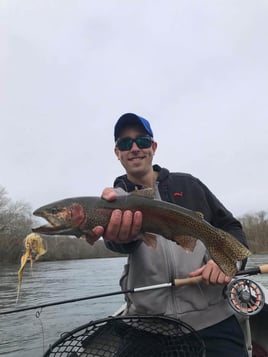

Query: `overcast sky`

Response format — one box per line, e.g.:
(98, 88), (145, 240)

(1, 0), (267, 218)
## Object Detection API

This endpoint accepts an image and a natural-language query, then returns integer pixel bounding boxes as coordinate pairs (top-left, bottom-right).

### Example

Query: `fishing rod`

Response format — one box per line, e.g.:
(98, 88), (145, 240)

(1, 264), (267, 316)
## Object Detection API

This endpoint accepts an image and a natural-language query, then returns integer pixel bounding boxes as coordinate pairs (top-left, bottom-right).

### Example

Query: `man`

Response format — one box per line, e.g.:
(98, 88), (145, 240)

(87, 113), (249, 356)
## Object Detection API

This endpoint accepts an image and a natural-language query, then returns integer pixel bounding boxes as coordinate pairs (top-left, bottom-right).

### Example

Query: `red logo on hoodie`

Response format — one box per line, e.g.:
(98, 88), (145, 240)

(173, 192), (183, 197)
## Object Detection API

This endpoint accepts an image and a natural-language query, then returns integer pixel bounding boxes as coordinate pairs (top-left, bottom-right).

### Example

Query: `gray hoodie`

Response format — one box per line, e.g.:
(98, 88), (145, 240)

(105, 165), (248, 331)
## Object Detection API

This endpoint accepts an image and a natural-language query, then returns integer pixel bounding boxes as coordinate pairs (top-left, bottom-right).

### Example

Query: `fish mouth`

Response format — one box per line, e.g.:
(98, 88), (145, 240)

(32, 211), (71, 234)
(32, 224), (69, 234)
(32, 223), (81, 237)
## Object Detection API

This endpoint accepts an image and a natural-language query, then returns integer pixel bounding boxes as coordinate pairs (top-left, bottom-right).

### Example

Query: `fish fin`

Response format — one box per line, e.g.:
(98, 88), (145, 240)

(174, 235), (197, 252)
(141, 232), (158, 248)
(82, 234), (100, 245)
(196, 211), (204, 219)
(129, 188), (155, 199)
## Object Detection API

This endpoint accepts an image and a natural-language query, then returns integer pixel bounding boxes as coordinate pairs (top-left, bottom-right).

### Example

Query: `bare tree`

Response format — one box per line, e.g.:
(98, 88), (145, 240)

(240, 211), (268, 253)
(0, 187), (33, 262)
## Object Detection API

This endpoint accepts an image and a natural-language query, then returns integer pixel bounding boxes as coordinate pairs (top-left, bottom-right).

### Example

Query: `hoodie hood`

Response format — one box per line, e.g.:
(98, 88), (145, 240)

(113, 165), (170, 191)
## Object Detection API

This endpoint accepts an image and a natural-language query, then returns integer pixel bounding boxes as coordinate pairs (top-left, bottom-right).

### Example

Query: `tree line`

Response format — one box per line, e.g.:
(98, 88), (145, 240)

(0, 186), (121, 263)
(0, 185), (267, 264)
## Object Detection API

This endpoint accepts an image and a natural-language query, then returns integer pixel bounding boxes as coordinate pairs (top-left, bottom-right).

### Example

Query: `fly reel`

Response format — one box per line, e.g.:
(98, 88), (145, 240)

(225, 278), (265, 315)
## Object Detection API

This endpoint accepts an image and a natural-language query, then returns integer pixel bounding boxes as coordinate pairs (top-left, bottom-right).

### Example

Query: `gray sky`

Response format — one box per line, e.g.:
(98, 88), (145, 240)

(1, 0), (267, 217)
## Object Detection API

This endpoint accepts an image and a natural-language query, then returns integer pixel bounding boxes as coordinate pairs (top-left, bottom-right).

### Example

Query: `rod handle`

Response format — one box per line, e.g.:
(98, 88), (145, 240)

(259, 264), (268, 274)
(173, 276), (203, 287)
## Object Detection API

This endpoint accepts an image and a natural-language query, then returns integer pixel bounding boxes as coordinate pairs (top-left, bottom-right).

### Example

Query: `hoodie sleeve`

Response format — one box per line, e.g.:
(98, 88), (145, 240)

(104, 238), (142, 254)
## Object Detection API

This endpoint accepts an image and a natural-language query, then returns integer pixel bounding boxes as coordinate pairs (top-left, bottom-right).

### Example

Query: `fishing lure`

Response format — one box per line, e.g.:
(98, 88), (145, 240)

(16, 233), (47, 303)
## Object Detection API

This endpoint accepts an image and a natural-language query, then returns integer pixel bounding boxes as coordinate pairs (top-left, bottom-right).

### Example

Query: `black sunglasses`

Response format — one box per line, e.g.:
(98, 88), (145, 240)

(116, 136), (153, 151)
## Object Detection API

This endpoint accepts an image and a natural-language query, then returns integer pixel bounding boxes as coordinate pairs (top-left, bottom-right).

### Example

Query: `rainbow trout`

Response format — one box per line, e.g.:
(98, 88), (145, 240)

(32, 190), (251, 276)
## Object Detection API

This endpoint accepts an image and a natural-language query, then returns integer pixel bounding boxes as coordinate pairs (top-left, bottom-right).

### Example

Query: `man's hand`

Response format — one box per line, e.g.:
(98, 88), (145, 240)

(189, 259), (232, 285)
(85, 188), (143, 245)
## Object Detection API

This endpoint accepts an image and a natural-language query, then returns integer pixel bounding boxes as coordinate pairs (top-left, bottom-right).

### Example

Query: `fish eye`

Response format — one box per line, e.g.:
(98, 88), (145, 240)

(51, 208), (59, 214)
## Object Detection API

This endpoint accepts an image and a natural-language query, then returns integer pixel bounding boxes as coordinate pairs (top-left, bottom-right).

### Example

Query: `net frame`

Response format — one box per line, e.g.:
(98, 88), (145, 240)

(43, 315), (206, 357)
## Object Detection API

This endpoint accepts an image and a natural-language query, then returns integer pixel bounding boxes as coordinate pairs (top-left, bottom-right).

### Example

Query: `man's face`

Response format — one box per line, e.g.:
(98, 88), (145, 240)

(114, 126), (157, 179)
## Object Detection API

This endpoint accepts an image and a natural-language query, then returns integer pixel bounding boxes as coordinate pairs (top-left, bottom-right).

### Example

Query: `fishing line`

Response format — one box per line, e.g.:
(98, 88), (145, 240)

(1, 264), (267, 316)
(35, 308), (45, 355)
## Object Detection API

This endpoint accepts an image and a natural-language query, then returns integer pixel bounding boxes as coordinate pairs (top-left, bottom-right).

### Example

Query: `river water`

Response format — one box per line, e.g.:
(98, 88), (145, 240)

(0, 255), (267, 357)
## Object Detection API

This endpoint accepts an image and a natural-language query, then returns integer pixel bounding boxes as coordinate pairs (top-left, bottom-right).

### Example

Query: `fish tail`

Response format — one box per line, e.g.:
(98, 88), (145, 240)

(208, 231), (251, 276)
(220, 230), (251, 261)
(208, 247), (238, 276)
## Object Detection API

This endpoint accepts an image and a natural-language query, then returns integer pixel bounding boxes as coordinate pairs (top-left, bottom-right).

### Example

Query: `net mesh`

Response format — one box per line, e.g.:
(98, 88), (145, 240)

(43, 315), (205, 357)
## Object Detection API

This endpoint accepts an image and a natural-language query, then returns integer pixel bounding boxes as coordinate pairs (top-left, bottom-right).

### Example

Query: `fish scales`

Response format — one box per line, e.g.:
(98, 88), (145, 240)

(99, 197), (248, 260)
(32, 191), (251, 277)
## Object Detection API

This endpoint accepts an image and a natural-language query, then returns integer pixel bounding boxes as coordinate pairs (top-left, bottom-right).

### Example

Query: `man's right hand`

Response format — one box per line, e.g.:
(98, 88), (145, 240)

(85, 188), (143, 245)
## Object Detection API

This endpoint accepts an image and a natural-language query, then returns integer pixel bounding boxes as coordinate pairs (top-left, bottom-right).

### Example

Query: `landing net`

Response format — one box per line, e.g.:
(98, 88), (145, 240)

(43, 315), (205, 357)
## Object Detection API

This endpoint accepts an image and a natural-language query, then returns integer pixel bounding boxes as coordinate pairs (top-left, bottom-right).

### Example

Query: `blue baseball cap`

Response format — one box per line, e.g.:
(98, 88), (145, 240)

(114, 113), (154, 141)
